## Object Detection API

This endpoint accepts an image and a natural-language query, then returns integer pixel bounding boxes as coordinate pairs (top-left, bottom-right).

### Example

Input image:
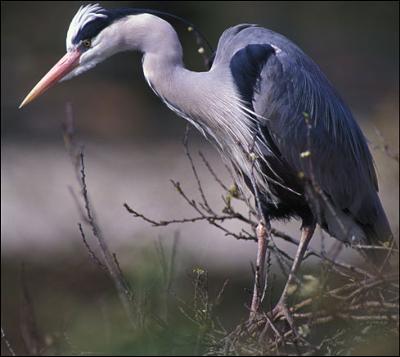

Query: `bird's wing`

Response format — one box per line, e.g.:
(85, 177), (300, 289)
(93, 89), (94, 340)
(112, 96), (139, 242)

(220, 25), (379, 225)
(256, 43), (379, 222)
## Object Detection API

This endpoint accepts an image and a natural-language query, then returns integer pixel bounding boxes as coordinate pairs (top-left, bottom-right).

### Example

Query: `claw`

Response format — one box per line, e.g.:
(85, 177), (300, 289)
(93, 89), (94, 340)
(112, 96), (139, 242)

(269, 301), (299, 337)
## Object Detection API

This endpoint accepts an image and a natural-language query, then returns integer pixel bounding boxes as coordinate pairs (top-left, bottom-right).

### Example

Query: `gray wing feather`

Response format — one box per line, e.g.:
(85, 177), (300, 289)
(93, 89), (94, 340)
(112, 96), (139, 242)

(253, 38), (379, 222)
(215, 25), (391, 244)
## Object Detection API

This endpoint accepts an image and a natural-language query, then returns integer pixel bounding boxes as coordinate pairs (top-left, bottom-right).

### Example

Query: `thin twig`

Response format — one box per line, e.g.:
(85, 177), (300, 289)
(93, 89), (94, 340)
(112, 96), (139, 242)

(184, 126), (215, 215)
(77, 151), (136, 327)
(1, 327), (16, 356)
(124, 203), (239, 226)
(198, 151), (229, 192)
(63, 104), (136, 328)
(78, 223), (107, 271)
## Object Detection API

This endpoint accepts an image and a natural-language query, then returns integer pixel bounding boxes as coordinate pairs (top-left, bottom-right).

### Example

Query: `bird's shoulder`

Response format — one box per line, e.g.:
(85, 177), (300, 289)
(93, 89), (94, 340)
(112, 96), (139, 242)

(212, 24), (298, 66)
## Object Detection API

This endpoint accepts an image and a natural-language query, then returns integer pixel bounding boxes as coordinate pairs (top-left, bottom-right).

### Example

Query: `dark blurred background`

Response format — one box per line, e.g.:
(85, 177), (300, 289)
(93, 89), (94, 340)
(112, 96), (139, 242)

(1, 2), (399, 355)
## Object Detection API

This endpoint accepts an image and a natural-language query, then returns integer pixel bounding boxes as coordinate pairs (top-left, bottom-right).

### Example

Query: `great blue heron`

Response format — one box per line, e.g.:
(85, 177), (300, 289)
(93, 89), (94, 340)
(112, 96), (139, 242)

(20, 4), (393, 319)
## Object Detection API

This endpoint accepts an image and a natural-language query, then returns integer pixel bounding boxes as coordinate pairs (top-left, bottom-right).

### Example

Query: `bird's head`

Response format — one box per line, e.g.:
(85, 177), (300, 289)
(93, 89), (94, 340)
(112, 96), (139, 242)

(20, 4), (113, 108)
(20, 4), (204, 108)
(19, 4), (158, 108)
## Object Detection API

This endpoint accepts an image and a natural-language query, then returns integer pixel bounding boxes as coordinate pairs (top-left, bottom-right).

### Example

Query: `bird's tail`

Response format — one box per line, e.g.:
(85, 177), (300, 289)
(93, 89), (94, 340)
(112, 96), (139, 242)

(360, 199), (395, 269)
(319, 195), (395, 268)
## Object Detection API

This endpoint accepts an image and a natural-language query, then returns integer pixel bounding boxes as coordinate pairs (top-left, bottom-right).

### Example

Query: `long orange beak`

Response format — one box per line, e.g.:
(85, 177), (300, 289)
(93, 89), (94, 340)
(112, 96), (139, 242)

(19, 49), (81, 108)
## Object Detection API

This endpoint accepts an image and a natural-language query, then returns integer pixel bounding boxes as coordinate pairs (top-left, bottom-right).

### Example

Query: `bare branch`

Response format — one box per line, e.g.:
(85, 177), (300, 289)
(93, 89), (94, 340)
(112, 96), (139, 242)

(19, 264), (44, 355)
(373, 126), (399, 162)
(63, 105), (136, 328)
(77, 150), (136, 327)
(198, 151), (229, 192)
(123, 203), (239, 226)
(183, 126), (216, 215)
(78, 223), (107, 271)
(1, 327), (16, 357)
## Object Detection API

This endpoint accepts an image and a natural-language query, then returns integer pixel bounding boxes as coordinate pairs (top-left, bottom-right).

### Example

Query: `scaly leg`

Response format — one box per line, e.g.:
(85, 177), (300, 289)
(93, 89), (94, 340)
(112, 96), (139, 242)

(272, 225), (315, 324)
(249, 221), (268, 320)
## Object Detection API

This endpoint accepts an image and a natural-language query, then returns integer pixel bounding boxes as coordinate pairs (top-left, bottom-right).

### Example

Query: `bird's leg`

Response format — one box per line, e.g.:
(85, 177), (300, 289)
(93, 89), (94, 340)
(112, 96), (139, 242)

(271, 225), (315, 323)
(249, 221), (268, 320)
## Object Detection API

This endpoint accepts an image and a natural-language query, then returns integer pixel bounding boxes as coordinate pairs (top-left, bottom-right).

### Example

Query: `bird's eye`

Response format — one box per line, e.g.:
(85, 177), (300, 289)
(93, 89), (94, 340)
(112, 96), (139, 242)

(82, 39), (91, 48)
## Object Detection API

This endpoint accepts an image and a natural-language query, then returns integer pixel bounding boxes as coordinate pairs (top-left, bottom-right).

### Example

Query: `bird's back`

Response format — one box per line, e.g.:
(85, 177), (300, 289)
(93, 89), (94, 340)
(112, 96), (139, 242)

(211, 24), (393, 250)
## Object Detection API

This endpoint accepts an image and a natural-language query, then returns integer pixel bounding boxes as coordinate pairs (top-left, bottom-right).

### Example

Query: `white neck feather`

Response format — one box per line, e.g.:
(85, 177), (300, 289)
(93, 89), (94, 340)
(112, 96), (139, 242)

(113, 14), (271, 198)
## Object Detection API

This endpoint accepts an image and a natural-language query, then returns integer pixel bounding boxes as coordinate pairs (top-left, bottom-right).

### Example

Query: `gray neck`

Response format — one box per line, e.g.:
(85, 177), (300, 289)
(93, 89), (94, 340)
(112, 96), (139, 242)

(117, 14), (262, 192)
(127, 15), (238, 140)
(135, 15), (211, 124)
(104, 13), (246, 136)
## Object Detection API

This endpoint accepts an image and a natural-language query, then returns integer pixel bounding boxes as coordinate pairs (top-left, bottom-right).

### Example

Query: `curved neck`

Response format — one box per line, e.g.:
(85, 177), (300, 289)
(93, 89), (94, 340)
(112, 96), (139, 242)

(116, 14), (204, 113)
(118, 15), (214, 124)
(117, 15), (252, 148)
(119, 15), (252, 145)
(117, 14), (261, 194)
(118, 14), (184, 67)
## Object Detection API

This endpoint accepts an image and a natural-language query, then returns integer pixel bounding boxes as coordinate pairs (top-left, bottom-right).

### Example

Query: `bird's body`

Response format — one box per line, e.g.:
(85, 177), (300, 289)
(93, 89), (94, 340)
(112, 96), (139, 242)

(210, 24), (392, 248)
(21, 5), (393, 256)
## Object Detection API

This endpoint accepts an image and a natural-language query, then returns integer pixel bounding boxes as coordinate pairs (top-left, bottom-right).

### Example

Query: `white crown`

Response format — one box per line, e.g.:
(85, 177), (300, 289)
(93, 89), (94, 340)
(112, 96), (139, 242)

(66, 3), (107, 51)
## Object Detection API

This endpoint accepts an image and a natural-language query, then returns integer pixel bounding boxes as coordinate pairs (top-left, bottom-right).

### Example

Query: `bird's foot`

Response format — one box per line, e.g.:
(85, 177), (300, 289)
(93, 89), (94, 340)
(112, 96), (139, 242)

(267, 300), (299, 338)
(271, 300), (289, 320)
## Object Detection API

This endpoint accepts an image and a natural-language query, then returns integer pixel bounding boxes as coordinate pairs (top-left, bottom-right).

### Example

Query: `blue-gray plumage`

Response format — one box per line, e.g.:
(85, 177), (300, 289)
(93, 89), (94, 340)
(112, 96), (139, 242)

(215, 25), (392, 250)
(20, 4), (393, 280)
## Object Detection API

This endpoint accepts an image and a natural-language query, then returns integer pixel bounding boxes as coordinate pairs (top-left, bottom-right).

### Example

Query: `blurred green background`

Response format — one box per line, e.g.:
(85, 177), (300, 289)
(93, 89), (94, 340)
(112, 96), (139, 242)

(1, 1), (399, 355)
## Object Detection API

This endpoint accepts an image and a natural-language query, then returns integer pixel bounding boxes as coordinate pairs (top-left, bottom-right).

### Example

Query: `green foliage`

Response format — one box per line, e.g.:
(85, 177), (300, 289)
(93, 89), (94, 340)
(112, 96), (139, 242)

(2, 247), (399, 356)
